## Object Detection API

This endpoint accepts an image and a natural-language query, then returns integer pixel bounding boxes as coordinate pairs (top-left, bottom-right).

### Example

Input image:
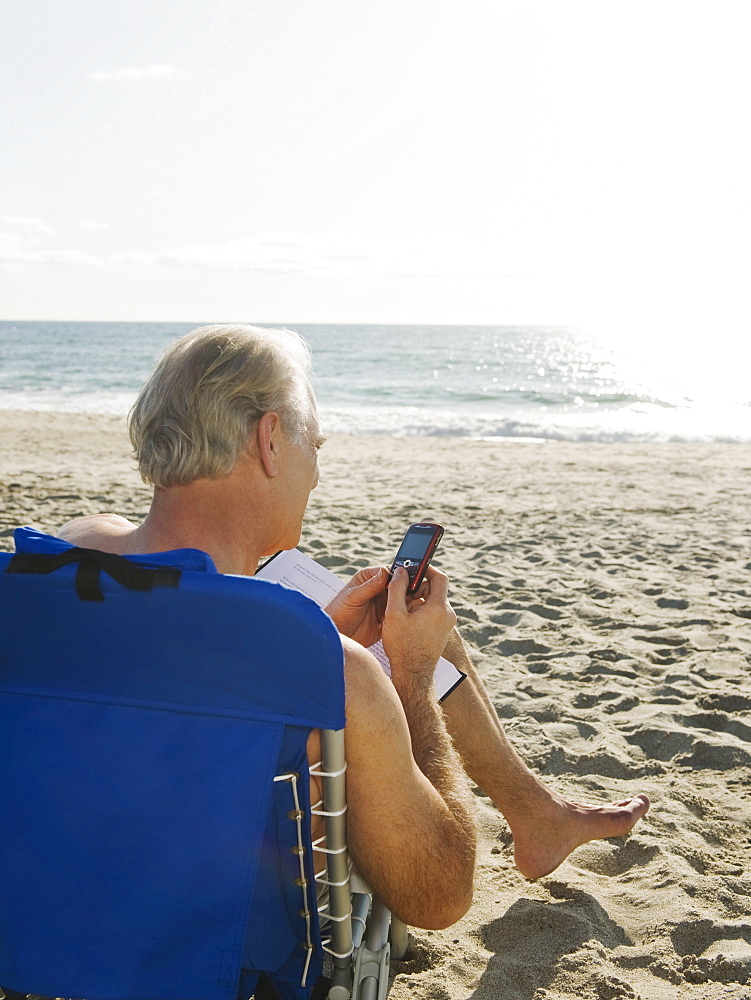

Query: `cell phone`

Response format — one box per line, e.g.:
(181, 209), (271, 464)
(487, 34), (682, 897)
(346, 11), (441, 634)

(389, 522), (444, 594)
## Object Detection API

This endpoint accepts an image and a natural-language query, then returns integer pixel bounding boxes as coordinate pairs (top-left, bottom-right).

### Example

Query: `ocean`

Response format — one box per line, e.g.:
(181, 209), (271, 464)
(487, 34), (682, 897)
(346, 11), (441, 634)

(1, 320), (749, 443)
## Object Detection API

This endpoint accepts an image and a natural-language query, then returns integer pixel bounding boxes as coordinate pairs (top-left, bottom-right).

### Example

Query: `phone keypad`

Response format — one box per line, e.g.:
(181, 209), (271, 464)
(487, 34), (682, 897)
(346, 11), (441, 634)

(394, 559), (420, 586)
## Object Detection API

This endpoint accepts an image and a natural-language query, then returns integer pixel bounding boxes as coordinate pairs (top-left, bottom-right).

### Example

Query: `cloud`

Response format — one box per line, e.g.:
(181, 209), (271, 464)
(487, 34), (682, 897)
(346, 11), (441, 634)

(87, 64), (177, 83)
(0, 245), (103, 267)
(44, 250), (103, 265)
(0, 216), (102, 267)
(0, 224), (517, 279)
(114, 231), (517, 278)
(0, 215), (54, 237)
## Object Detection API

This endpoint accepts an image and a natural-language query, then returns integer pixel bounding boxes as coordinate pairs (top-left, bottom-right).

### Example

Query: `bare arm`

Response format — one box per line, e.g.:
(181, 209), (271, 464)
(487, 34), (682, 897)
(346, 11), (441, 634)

(342, 568), (476, 929)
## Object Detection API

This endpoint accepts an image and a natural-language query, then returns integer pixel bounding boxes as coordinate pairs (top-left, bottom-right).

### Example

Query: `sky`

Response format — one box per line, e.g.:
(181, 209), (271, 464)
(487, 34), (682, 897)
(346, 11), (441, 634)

(1, 0), (749, 344)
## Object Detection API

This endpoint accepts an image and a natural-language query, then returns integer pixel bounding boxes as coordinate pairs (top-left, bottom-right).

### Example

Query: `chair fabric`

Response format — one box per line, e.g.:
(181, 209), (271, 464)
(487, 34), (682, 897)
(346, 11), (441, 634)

(0, 528), (346, 1000)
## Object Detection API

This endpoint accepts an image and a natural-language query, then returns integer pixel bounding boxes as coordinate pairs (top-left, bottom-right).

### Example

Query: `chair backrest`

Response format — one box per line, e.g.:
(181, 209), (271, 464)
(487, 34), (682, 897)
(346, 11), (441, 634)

(0, 528), (345, 1000)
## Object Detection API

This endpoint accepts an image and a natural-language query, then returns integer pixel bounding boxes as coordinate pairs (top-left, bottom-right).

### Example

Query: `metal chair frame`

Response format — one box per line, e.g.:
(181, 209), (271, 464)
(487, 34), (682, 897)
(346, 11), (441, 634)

(315, 730), (409, 1000)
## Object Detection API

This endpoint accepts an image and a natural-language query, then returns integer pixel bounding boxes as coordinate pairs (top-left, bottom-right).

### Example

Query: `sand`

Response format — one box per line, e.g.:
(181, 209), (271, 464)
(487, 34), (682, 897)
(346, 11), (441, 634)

(1, 410), (750, 999)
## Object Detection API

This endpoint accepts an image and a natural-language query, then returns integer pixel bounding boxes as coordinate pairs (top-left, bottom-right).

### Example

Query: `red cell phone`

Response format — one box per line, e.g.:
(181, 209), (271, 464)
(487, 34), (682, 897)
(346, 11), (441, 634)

(389, 522), (444, 594)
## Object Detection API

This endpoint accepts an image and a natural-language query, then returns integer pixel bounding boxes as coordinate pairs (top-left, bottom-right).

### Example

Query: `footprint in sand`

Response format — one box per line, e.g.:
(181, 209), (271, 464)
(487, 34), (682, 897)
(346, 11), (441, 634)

(655, 596), (690, 610)
(646, 646), (693, 666)
(680, 711), (751, 743)
(677, 740), (751, 771)
(697, 692), (751, 713)
(496, 638), (552, 657)
(622, 727), (694, 763)
(490, 602), (564, 622)
(569, 836), (660, 877)
(602, 695), (640, 714)
(478, 888), (629, 964)
(670, 919), (751, 985)
(588, 648), (629, 663)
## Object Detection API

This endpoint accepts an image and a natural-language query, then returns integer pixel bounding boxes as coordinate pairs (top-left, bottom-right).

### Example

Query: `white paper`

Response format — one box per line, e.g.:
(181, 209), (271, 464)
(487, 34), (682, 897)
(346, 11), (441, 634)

(256, 548), (342, 606)
(256, 548), (465, 701)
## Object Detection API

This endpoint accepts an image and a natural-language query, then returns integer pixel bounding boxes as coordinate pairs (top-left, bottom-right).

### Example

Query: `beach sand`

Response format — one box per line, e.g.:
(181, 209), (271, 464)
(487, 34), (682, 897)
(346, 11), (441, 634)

(1, 410), (750, 999)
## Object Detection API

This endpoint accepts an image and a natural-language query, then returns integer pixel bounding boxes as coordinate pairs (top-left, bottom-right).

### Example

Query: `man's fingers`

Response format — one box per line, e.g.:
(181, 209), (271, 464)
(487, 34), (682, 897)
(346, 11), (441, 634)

(356, 566), (388, 594)
(420, 567), (449, 603)
(410, 577), (430, 602)
(352, 566), (385, 588)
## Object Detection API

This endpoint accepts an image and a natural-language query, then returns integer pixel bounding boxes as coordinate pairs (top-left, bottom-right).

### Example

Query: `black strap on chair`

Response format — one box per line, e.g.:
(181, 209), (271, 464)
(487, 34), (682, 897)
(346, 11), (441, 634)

(6, 547), (182, 603)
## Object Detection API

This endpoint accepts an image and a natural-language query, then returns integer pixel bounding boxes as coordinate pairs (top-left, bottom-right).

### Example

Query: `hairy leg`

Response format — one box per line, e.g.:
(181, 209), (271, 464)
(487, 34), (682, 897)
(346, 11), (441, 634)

(439, 630), (650, 879)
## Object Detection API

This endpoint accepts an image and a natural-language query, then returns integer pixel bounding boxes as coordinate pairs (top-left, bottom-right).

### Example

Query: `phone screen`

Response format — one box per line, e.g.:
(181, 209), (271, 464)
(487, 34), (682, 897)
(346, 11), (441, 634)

(391, 522), (443, 593)
(394, 525), (439, 562)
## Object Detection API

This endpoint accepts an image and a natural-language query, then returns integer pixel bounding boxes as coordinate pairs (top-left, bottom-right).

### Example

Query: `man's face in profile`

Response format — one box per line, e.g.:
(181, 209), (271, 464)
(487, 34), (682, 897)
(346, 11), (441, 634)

(272, 418), (322, 552)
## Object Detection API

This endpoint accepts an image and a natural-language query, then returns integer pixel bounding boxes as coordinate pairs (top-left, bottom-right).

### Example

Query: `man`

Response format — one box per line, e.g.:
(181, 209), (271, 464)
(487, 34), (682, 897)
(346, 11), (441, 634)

(59, 324), (649, 928)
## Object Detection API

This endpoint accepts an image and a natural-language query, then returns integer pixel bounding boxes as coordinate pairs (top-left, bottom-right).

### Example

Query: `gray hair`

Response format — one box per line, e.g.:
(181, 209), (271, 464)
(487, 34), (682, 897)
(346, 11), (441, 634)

(129, 324), (318, 488)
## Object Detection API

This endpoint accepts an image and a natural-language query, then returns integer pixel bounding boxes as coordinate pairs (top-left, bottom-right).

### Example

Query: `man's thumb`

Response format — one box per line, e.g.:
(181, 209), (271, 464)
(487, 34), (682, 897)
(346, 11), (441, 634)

(387, 565), (409, 605)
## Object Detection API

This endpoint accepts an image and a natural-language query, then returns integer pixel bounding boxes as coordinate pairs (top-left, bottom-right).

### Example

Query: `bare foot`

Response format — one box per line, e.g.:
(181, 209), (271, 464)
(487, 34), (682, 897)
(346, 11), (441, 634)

(510, 793), (651, 880)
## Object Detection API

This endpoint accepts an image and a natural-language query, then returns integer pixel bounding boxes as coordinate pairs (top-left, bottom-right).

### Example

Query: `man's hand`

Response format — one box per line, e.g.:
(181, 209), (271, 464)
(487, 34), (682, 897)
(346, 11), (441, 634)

(382, 566), (457, 685)
(324, 566), (389, 647)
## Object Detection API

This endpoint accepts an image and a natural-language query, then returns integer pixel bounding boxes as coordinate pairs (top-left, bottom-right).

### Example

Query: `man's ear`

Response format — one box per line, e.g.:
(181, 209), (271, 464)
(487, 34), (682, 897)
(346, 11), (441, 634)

(255, 412), (283, 477)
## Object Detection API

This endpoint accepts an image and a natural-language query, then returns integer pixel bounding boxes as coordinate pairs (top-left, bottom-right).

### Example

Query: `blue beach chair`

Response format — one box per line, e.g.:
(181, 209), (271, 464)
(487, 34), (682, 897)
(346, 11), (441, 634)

(0, 529), (405, 1000)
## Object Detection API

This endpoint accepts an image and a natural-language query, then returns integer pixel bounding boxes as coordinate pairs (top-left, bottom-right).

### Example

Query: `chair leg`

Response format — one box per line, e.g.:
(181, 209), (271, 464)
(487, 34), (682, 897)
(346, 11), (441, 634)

(388, 918), (409, 962)
(352, 899), (392, 1000)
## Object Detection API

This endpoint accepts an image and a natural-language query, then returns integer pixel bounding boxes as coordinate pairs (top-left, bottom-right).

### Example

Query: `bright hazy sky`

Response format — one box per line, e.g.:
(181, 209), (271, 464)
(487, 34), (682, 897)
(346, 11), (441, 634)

(2, 0), (749, 341)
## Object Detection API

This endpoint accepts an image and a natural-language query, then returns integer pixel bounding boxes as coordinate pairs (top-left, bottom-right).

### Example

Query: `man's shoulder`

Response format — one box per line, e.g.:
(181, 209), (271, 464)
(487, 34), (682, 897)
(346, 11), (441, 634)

(57, 513), (136, 550)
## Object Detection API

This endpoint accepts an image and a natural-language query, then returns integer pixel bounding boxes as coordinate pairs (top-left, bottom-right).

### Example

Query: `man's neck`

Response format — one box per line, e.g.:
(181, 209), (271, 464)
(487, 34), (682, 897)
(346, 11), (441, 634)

(58, 432), (293, 576)
(130, 476), (270, 576)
